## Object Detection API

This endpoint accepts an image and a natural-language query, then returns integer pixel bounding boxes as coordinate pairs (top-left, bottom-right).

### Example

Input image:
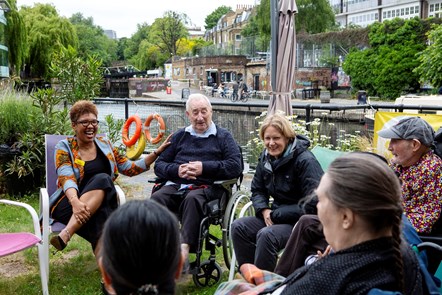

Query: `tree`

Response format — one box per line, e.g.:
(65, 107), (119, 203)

(343, 18), (441, 100)
(19, 3), (78, 79)
(296, 0), (335, 34)
(204, 6), (232, 30)
(5, 0), (27, 77)
(150, 11), (188, 57)
(124, 23), (150, 62)
(414, 24), (442, 90)
(69, 13), (118, 66)
(50, 45), (103, 103)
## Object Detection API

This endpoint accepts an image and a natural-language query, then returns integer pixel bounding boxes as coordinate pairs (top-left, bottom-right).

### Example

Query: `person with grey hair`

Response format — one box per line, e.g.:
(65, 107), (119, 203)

(151, 93), (242, 269)
(378, 116), (442, 234)
(216, 153), (424, 295)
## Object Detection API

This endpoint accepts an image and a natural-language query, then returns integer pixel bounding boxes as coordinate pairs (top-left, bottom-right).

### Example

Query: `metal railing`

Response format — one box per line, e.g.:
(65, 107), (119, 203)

(92, 97), (442, 162)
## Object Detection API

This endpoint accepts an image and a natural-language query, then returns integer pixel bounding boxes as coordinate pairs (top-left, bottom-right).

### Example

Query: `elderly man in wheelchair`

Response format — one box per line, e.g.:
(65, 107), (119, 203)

(151, 94), (242, 284)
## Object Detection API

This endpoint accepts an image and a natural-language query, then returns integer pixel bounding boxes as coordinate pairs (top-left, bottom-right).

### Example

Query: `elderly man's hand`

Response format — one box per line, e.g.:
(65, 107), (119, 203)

(178, 161), (203, 180)
(187, 161), (202, 177)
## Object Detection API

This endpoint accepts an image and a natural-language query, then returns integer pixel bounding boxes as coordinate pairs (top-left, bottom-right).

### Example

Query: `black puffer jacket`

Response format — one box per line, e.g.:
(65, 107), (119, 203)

(251, 135), (324, 225)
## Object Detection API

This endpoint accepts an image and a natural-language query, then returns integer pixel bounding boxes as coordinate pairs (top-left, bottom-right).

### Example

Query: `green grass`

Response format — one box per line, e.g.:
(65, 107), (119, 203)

(0, 195), (230, 294)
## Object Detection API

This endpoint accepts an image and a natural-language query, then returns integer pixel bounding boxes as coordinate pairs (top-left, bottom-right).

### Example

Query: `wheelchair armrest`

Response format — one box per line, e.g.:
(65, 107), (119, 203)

(148, 177), (166, 184)
(213, 178), (239, 191)
(419, 235), (442, 246)
(417, 241), (442, 252)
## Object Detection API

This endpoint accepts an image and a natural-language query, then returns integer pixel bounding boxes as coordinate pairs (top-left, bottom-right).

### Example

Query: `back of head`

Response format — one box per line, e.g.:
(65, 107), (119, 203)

(259, 113), (295, 141)
(326, 152), (406, 292)
(326, 152), (402, 230)
(186, 93), (212, 112)
(100, 200), (180, 295)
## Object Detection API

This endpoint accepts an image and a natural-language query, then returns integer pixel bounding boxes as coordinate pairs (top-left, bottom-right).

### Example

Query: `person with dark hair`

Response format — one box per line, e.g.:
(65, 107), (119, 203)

(216, 153), (424, 295)
(98, 199), (182, 295)
(378, 116), (442, 234)
(49, 100), (171, 253)
(231, 113), (323, 272)
(151, 93), (242, 268)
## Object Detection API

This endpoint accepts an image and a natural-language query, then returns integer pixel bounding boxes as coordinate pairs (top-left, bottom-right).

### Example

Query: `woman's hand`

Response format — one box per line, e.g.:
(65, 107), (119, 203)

(262, 209), (273, 226)
(71, 198), (91, 225)
(157, 133), (173, 154)
(317, 245), (332, 259)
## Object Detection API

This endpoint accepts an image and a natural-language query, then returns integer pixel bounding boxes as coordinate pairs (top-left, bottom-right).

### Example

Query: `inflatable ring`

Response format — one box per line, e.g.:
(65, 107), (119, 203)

(122, 115), (142, 147)
(126, 132), (146, 160)
(144, 114), (166, 144)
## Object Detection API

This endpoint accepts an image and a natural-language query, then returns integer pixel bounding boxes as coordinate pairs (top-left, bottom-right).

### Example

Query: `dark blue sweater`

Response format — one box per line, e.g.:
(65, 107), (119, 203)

(154, 126), (242, 185)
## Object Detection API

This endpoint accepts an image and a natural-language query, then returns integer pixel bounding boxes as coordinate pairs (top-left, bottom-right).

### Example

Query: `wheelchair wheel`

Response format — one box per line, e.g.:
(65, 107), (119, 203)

(192, 260), (222, 287)
(222, 190), (252, 269)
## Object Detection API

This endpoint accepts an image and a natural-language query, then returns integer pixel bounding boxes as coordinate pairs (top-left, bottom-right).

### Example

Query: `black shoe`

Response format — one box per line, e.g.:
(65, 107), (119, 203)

(50, 235), (67, 251)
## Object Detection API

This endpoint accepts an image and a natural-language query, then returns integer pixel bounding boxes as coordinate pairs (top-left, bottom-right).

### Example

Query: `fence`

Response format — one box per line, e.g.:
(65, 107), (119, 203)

(92, 98), (442, 165)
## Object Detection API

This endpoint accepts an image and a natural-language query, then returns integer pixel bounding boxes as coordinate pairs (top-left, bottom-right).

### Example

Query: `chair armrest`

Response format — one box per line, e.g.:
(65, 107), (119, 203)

(0, 199), (42, 240)
(115, 185), (126, 205)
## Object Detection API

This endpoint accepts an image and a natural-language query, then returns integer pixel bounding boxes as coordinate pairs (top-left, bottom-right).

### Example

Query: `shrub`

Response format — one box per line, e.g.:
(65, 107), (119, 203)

(245, 112), (370, 168)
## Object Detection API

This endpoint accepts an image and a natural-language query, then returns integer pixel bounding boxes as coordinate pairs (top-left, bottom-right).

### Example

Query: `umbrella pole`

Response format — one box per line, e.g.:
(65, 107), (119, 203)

(270, 0), (279, 93)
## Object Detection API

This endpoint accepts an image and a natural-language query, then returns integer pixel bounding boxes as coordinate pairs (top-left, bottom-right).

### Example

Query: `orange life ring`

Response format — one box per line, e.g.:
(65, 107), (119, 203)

(144, 114), (166, 144)
(122, 115), (142, 147)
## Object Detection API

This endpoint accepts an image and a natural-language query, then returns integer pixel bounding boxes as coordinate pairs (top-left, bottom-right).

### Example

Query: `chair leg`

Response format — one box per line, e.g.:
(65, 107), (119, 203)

(37, 243), (49, 295)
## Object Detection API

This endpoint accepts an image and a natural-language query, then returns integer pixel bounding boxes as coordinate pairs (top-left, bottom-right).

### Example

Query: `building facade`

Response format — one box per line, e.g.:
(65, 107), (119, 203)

(205, 5), (256, 55)
(0, 8), (8, 78)
(329, 0), (442, 28)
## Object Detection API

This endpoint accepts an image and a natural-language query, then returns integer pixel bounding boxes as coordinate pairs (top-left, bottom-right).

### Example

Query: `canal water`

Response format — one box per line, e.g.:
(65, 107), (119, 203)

(95, 101), (369, 166)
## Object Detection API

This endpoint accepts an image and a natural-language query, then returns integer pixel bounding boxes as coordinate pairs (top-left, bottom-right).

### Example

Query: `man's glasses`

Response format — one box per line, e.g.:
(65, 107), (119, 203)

(76, 120), (99, 127)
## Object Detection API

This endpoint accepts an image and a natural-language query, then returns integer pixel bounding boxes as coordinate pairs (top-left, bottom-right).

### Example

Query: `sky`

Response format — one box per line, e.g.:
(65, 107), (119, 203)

(16, 0), (258, 38)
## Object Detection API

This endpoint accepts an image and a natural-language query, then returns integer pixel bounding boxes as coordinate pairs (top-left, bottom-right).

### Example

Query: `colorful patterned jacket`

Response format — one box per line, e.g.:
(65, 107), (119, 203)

(54, 136), (147, 194)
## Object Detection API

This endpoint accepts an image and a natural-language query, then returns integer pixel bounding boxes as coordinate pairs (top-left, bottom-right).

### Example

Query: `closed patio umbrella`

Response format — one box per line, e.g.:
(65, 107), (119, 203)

(268, 0), (297, 116)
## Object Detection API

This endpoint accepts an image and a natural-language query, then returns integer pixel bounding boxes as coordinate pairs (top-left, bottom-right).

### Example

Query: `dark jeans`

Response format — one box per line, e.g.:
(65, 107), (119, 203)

(231, 216), (293, 272)
(151, 185), (208, 253)
(274, 214), (327, 277)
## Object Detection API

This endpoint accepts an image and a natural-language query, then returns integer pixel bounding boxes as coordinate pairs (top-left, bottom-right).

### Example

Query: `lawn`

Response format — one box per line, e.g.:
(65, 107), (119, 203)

(0, 195), (230, 295)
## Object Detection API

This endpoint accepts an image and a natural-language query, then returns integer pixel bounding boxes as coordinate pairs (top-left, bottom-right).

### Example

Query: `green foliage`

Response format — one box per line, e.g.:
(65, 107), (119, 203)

(246, 112), (363, 166)
(50, 45), (103, 104)
(343, 18), (439, 100)
(150, 11), (189, 57)
(19, 3), (78, 79)
(4, 89), (71, 193)
(204, 5), (232, 30)
(414, 24), (442, 88)
(69, 13), (118, 67)
(5, 0), (28, 76)
(0, 93), (39, 144)
(296, 0), (336, 34)
(124, 23), (151, 61)
(103, 114), (125, 155)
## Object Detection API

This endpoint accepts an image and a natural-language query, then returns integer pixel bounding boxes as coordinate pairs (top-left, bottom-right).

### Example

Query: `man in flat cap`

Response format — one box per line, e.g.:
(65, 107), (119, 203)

(378, 116), (442, 234)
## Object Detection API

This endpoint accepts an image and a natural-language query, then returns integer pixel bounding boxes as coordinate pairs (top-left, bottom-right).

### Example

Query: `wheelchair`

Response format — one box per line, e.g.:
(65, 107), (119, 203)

(150, 176), (251, 287)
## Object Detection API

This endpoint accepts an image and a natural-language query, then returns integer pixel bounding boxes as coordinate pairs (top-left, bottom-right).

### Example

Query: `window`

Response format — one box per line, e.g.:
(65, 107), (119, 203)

(235, 34), (241, 41)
